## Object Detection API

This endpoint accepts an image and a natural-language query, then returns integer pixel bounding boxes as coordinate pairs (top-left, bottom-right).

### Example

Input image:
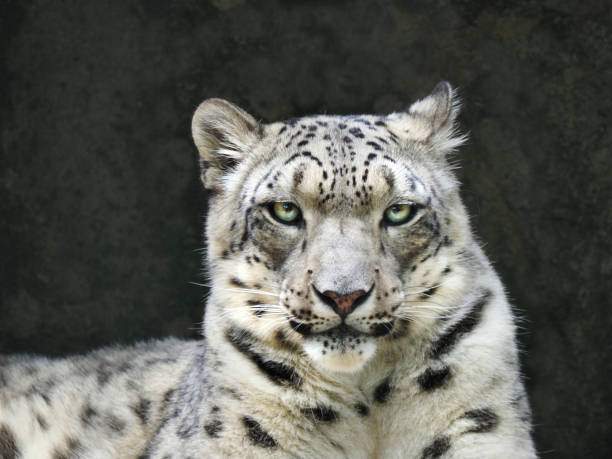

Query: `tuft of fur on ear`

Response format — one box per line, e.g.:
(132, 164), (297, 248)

(192, 98), (262, 190)
(389, 81), (466, 154)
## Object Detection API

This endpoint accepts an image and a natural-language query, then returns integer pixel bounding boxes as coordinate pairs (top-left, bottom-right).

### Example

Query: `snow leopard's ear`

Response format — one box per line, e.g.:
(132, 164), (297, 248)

(192, 98), (262, 190)
(389, 81), (466, 154)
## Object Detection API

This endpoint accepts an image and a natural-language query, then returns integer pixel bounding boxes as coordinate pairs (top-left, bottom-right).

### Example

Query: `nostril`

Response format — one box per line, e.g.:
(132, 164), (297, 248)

(313, 286), (374, 318)
(313, 287), (337, 309)
(352, 288), (372, 309)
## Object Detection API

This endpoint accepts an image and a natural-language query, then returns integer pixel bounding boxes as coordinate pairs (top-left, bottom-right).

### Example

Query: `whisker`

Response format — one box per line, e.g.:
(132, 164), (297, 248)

(397, 303), (456, 311)
(399, 297), (458, 309)
(221, 288), (280, 297)
(190, 282), (280, 297)
(402, 278), (453, 295)
(394, 312), (443, 320)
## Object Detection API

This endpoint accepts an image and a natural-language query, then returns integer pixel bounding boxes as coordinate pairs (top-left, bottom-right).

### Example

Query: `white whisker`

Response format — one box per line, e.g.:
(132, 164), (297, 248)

(402, 278), (453, 296)
(190, 282), (280, 297)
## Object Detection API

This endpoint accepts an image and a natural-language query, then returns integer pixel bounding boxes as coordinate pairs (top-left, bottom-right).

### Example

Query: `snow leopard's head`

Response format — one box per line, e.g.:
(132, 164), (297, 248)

(193, 82), (472, 373)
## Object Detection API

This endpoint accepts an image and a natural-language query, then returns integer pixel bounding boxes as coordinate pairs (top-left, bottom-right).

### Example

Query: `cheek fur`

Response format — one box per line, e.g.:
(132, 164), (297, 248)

(250, 212), (302, 270)
(384, 215), (439, 273)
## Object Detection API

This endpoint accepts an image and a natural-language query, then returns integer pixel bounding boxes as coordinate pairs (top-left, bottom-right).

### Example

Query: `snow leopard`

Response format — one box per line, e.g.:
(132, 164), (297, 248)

(0, 82), (536, 458)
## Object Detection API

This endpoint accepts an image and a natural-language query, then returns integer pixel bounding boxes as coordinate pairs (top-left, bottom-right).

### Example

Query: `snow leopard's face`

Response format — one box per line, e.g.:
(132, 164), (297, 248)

(195, 83), (471, 373)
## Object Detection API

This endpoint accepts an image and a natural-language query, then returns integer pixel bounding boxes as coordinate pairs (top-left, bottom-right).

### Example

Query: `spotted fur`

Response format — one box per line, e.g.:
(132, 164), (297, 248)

(0, 82), (536, 457)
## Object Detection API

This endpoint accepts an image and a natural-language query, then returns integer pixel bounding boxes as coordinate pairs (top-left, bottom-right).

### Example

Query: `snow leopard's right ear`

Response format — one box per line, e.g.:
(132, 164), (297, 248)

(192, 98), (262, 191)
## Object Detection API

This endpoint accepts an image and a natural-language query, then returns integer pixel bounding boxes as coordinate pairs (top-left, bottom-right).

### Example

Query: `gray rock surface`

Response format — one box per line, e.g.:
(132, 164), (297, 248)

(1, 0), (611, 456)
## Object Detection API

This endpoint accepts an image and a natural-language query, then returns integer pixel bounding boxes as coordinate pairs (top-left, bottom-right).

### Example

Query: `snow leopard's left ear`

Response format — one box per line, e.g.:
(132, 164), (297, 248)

(389, 81), (466, 154)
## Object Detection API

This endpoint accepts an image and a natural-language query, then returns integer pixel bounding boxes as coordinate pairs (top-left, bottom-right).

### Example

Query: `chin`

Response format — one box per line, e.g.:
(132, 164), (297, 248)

(303, 338), (378, 373)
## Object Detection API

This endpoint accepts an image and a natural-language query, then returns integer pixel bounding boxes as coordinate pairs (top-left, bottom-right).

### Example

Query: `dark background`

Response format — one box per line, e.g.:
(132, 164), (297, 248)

(1, 0), (610, 457)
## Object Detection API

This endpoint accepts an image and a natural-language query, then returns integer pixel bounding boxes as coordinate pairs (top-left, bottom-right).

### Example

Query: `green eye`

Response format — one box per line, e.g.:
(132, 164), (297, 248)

(383, 203), (418, 226)
(270, 202), (302, 225)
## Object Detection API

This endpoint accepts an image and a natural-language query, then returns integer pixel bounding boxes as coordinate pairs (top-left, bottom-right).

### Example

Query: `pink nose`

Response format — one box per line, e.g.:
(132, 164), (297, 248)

(316, 289), (369, 318)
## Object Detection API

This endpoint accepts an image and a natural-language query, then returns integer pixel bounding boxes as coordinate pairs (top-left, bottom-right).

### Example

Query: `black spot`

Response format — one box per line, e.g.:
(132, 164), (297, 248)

(349, 127), (365, 138)
(177, 418), (198, 439)
(374, 377), (392, 403)
(240, 207), (253, 243)
(285, 130), (302, 148)
(417, 366), (451, 391)
(96, 363), (113, 385)
(462, 408), (499, 433)
(132, 398), (152, 425)
(107, 414), (126, 434)
(355, 403), (370, 416)
(289, 320), (312, 336)
(204, 419), (223, 438)
(371, 322), (394, 337)
(297, 140), (309, 147)
(230, 277), (247, 288)
(420, 285), (439, 299)
(36, 413), (49, 430)
(80, 404), (98, 425)
(293, 168), (304, 187)
(299, 151), (323, 166)
(421, 435), (451, 458)
(52, 437), (80, 459)
(242, 416), (277, 448)
(301, 406), (339, 423)
(0, 424), (19, 459)
(366, 142), (382, 151)
(383, 154), (396, 163)
(283, 152), (302, 165)
(430, 290), (492, 358)
(275, 330), (299, 352)
(226, 327), (302, 388)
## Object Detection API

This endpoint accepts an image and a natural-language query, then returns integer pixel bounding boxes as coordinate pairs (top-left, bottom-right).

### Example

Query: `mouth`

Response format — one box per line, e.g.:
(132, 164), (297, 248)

(301, 323), (380, 372)
(290, 320), (395, 339)
(316, 324), (367, 351)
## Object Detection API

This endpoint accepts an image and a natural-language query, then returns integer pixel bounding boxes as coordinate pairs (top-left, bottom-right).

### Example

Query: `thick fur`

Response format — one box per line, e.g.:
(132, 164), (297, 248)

(0, 82), (536, 458)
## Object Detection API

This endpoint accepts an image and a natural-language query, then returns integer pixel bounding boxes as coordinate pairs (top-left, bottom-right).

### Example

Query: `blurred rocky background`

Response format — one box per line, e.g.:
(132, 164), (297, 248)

(1, 0), (610, 456)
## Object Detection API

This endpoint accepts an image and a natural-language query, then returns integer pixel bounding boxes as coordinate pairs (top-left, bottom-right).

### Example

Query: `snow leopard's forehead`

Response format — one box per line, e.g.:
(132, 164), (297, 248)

(241, 114), (441, 215)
